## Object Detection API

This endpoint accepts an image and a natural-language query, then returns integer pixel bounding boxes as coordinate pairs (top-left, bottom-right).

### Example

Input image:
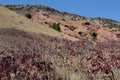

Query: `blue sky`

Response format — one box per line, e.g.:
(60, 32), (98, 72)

(0, 0), (120, 22)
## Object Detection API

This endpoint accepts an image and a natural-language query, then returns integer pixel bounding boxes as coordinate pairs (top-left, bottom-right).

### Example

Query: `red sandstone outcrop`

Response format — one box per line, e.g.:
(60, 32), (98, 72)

(97, 28), (118, 42)
(32, 12), (57, 24)
(32, 12), (120, 42)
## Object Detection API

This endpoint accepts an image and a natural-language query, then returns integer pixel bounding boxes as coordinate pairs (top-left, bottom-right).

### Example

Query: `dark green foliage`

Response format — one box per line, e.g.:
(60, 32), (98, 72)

(49, 23), (60, 31)
(25, 13), (32, 19)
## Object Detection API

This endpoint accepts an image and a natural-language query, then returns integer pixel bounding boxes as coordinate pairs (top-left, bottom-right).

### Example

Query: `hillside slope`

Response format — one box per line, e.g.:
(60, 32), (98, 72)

(0, 5), (119, 80)
(0, 28), (120, 80)
(6, 5), (120, 30)
(0, 6), (77, 41)
(5, 5), (120, 42)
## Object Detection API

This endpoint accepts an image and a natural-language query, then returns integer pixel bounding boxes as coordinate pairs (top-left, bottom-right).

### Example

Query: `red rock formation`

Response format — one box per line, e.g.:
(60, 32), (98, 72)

(32, 12), (57, 24)
(32, 12), (120, 42)
(97, 28), (118, 42)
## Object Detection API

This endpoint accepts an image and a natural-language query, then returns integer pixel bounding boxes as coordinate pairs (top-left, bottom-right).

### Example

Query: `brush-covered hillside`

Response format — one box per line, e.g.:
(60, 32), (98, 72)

(6, 5), (120, 30)
(88, 17), (120, 30)
(0, 5), (119, 80)
(5, 5), (120, 42)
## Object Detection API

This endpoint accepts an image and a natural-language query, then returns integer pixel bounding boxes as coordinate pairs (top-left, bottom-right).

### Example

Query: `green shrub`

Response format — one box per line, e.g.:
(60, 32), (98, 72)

(25, 13), (32, 19)
(49, 23), (60, 31)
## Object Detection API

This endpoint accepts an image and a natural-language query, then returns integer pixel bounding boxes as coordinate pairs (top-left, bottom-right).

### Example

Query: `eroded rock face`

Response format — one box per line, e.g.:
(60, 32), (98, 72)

(32, 12), (120, 42)
(32, 12), (57, 24)
(60, 24), (77, 37)
(97, 28), (118, 42)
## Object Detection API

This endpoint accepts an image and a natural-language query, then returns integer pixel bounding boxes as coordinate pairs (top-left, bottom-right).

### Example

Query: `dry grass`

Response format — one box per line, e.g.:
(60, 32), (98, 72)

(0, 6), (77, 41)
